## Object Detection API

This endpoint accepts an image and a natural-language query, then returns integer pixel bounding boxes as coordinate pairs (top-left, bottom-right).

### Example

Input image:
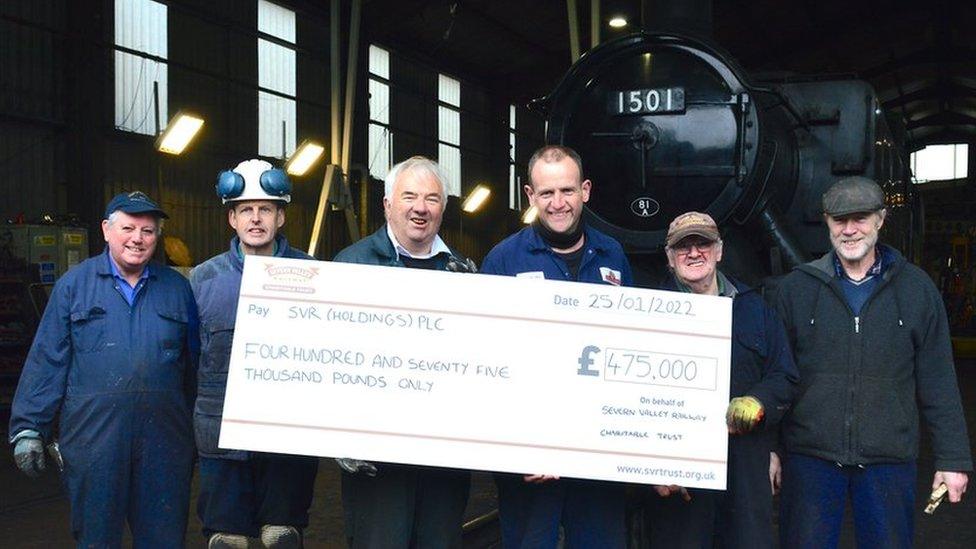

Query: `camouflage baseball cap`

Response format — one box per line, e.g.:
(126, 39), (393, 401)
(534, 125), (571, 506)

(822, 176), (885, 217)
(666, 211), (720, 247)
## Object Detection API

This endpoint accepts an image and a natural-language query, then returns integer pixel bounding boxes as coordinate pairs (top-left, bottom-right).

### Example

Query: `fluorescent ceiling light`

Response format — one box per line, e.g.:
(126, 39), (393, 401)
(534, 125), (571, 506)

(521, 205), (538, 224)
(609, 17), (627, 28)
(286, 140), (326, 176)
(462, 184), (491, 213)
(155, 112), (204, 155)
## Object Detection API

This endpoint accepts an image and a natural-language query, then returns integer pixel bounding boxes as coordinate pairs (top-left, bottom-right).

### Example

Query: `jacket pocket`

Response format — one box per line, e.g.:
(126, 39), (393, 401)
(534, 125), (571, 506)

(856, 376), (915, 460)
(786, 373), (847, 455)
(156, 307), (189, 354)
(202, 322), (235, 376)
(731, 327), (767, 396)
(69, 306), (107, 353)
(193, 411), (224, 455)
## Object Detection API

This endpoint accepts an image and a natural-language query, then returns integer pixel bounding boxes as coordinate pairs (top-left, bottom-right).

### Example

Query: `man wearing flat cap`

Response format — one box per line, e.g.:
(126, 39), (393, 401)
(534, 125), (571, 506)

(773, 177), (972, 548)
(647, 212), (797, 548)
(9, 191), (199, 546)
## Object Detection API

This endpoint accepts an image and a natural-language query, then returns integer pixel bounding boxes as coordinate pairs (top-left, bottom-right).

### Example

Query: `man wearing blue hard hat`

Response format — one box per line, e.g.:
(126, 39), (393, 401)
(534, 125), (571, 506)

(190, 159), (318, 548)
(9, 190), (199, 546)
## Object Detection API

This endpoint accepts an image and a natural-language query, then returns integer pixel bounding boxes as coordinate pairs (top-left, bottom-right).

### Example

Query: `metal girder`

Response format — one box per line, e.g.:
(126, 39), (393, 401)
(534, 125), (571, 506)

(911, 126), (976, 146)
(883, 81), (976, 109)
(567, 0), (581, 62)
(363, 0), (445, 29)
(906, 111), (976, 130)
(863, 46), (976, 79)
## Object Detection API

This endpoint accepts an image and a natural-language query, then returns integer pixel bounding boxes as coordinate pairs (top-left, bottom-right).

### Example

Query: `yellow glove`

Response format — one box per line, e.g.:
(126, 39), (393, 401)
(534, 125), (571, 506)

(726, 396), (764, 434)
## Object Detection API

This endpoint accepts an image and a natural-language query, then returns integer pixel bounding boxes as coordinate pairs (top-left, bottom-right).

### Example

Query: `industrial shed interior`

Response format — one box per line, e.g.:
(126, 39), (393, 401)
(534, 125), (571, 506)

(1, 0), (975, 546)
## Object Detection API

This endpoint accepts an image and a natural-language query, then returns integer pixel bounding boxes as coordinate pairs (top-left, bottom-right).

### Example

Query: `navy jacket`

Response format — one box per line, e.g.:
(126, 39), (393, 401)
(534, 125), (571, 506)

(658, 273), (797, 548)
(10, 249), (198, 450)
(664, 273), (798, 426)
(774, 245), (972, 469)
(481, 225), (633, 286)
(333, 225), (467, 269)
(189, 235), (310, 459)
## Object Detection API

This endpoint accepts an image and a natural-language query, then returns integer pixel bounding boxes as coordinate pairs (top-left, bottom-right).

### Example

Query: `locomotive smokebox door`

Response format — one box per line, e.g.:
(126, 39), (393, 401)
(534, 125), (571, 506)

(541, 31), (914, 285)
(543, 33), (790, 255)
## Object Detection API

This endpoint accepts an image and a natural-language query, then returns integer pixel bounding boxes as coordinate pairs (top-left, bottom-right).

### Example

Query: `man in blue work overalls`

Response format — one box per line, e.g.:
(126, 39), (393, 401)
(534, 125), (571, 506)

(10, 191), (199, 547)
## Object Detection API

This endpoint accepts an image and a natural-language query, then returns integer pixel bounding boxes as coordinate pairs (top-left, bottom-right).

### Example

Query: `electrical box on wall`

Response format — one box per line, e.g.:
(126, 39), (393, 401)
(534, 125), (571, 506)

(59, 227), (89, 275)
(0, 225), (89, 282)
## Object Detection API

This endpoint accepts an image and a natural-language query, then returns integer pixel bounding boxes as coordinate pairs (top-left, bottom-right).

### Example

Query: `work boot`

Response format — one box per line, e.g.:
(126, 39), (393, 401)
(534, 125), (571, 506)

(208, 532), (249, 548)
(260, 525), (302, 548)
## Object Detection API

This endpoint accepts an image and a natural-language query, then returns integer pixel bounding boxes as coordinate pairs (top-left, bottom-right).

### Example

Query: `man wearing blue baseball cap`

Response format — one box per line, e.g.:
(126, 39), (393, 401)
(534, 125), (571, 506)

(9, 190), (199, 546)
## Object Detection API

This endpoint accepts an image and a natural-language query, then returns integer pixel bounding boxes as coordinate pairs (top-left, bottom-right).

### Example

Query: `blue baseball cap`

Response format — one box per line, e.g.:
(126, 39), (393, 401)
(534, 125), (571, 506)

(104, 191), (169, 220)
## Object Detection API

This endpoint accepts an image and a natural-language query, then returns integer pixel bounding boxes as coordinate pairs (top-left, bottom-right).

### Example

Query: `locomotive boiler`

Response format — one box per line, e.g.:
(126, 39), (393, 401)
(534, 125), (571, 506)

(535, 32), (917, 286)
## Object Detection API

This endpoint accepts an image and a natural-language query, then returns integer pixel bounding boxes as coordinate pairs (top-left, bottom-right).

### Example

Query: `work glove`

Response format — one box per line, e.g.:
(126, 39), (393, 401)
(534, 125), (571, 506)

(446, 257), (478, 274)
(336, 457), (377, 476)
(13, 431), (46, 478)
(726, 396), (764, 434)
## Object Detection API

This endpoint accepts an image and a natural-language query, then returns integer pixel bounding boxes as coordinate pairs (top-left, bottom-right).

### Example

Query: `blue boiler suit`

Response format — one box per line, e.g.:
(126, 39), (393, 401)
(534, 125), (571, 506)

(480, 224), (633, 549)
(9, 250), (198, 547)
(190, 236), (319, 538)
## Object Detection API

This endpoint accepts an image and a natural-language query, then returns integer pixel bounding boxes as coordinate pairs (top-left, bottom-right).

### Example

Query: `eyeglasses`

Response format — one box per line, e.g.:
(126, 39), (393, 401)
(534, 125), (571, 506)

(671, 241), (715, 255)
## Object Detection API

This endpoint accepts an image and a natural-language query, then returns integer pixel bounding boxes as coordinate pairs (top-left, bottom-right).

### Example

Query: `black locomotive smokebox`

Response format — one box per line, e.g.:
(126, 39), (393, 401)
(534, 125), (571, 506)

(545, 32), (767, 252)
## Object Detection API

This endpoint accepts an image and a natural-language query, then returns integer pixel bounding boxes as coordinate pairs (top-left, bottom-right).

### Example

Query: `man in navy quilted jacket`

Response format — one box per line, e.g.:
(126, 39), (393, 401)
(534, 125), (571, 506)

(191, 159), (318, 549)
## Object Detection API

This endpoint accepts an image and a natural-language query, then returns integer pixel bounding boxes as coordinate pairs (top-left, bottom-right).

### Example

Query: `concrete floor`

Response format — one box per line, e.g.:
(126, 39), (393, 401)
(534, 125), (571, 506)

(0, 453), (499, 548)
(1, 362), (975, 548)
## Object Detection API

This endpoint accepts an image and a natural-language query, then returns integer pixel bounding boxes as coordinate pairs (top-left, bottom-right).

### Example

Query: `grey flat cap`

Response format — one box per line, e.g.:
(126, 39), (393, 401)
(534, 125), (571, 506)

(822, 176), (885, 217)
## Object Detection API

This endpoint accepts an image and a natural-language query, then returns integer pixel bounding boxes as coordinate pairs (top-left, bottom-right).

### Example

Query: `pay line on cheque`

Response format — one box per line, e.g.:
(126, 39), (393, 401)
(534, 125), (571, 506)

(238, 293), (731, 341)
(220, 417), (728, 466)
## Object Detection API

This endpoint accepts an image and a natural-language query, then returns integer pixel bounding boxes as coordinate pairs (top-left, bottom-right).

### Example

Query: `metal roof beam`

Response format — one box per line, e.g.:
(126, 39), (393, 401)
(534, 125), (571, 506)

(906, 111), (976, 130)
(884, 81), (976, 108)
(863, 46), (976, 79)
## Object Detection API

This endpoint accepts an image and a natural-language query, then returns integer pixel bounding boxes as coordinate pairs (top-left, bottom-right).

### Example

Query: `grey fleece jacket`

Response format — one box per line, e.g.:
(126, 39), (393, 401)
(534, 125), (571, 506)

(773, 245), (972, 470)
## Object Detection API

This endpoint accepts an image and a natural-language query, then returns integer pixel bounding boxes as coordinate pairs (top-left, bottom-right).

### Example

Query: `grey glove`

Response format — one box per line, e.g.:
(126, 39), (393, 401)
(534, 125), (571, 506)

(446, 257), (478, 274)
(336, 457), (377, 476)
(13, 433), (46, 478)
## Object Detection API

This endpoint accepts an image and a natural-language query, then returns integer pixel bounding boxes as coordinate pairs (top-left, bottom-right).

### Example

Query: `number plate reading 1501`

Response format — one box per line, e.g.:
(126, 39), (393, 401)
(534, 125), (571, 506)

(603, 348), (717, 391)
(610, 87), (685, 115)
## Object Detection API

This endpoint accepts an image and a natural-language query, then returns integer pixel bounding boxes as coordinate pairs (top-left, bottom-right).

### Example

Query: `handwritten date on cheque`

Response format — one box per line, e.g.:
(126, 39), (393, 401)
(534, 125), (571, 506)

(553, 291), (694, 316)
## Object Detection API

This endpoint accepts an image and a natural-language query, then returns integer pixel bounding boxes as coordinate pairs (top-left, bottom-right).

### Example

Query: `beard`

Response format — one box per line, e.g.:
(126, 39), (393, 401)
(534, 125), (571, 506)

(833, 231), (878, 263)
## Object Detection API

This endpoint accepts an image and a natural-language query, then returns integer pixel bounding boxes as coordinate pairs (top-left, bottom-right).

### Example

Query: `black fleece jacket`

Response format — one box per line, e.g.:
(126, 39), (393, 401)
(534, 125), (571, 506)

(773, 245), (972, 470)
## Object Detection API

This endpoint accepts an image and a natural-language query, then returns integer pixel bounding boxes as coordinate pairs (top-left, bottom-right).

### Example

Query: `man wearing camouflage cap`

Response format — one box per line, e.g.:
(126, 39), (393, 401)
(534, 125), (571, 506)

(773, 176), (972, 548)
(647, 212), (797, 548)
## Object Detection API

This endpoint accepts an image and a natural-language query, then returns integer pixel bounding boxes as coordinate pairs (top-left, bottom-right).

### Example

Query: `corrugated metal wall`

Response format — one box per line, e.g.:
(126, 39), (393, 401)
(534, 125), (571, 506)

(0, 1), (66, 222)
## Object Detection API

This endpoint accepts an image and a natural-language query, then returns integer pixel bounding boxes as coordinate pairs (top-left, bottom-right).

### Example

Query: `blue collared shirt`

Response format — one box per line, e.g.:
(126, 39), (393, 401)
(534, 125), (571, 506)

(107, 254), (150, 306)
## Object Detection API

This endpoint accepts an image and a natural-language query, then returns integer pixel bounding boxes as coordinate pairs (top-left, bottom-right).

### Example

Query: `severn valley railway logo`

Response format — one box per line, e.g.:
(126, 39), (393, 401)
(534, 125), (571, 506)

(262, 263), (319, 294)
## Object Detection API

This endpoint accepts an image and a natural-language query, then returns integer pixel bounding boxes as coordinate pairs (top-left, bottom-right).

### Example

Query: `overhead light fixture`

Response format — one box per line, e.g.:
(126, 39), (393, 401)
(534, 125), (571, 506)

(155, 111), (204, 155)
(521, 205), (538, 224)
(286, 140), (326, 176)
(609, 17), (627, 28)
(462, 184), (491, 213)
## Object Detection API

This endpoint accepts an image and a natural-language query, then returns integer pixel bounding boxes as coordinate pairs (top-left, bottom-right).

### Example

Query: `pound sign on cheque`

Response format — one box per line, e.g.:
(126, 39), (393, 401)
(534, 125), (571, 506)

(577, 345), (601, 377)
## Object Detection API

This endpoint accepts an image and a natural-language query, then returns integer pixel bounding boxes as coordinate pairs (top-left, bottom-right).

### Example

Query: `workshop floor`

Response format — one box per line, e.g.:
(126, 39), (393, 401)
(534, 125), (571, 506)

(1, 363), (974, 548)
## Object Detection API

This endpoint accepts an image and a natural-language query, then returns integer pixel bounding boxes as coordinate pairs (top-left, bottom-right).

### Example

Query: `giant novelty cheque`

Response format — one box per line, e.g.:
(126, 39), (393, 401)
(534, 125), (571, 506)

(219, 256), (732, 489)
